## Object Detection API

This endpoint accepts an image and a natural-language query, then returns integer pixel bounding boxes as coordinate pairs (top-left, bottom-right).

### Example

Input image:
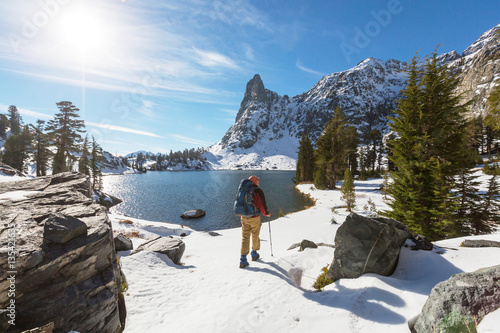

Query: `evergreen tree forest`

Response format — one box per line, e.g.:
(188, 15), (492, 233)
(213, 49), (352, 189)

(124, 148), (206, 171)
(0, 101), (208, 180)
(385, 52), (499, 240)
(313, 106), (358, 189)
(295, 51), (500, 240)
(0, 101), (101, 190)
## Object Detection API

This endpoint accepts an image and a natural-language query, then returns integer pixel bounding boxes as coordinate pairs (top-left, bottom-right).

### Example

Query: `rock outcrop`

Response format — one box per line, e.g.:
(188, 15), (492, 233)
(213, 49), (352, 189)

(0, 162), (27, 178)
(133, 236), (185, 265)
(0, 172), (123, 333)
(326, 213), (411, 281)
(453, 25), (500, 117)
(93, 190), (123, 209)
(412, 265), (500, 333)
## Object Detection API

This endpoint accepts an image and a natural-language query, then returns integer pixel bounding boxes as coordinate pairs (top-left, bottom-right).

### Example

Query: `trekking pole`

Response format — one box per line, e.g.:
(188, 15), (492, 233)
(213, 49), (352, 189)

(268, 220), (274, 257)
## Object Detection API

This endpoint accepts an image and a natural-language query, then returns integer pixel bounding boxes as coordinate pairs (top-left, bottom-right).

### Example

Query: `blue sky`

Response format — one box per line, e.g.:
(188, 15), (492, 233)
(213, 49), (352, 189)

(0, 0), (499, 156)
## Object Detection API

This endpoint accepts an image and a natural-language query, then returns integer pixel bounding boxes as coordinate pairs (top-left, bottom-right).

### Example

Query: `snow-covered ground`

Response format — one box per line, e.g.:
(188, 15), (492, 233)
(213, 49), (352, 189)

(1, 170), (498, 332)
(108, 175), (500, 333)
(204, 136), (299, 171)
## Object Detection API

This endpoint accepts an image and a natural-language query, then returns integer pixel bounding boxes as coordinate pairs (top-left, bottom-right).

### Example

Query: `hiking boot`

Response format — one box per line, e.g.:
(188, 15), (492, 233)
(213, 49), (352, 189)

(251, 251), (260, 261)
(240, 255), (249, 269)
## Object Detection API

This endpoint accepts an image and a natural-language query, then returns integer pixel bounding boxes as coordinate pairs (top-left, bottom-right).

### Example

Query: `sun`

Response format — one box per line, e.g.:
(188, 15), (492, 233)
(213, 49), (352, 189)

(58, 5), (107, 58)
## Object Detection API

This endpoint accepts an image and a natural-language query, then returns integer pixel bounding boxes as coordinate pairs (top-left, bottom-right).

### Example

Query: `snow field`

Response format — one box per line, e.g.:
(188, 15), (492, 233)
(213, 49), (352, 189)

(110, 174), (500, 333)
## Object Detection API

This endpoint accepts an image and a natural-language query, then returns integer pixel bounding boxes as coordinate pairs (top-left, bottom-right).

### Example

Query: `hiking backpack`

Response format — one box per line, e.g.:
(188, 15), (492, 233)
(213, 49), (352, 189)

(234, 179), (259, 217)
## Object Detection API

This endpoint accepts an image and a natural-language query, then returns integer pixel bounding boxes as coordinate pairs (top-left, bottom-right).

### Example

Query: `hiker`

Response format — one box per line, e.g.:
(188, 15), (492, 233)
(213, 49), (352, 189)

(239, 175), (271, 268)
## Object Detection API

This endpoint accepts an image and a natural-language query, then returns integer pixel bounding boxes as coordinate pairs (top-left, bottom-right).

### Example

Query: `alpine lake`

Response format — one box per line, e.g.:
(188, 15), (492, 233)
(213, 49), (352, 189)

(102, 170), (314, 231)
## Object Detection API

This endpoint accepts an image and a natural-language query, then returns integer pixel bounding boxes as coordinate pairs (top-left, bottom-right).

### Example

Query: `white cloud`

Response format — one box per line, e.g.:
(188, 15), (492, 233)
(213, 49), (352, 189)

(220, 108), (237, 116)
(171, 134), (213, 146)
(137, 100), (155, 118)
(86, 121), (163, 138)
(296, 59), (326, 77)
(0, 0), (255, 105)
(193, 48), (240, 69)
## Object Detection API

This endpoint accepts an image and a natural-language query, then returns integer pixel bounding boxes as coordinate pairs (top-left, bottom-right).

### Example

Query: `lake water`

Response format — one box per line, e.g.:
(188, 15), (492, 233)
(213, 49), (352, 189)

(102, 170), (313, 231)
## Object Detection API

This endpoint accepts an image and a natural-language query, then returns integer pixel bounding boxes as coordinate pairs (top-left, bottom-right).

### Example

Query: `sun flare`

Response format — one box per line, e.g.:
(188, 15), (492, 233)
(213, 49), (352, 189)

(58, 6), (107, 57)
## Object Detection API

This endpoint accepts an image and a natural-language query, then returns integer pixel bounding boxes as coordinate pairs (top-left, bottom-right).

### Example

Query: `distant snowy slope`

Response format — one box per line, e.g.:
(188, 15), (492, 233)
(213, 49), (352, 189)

(101, 151), (138, 175)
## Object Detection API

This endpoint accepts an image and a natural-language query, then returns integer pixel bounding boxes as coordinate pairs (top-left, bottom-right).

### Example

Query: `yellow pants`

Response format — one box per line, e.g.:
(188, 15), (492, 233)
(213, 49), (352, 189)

(240, 216), (261, 256)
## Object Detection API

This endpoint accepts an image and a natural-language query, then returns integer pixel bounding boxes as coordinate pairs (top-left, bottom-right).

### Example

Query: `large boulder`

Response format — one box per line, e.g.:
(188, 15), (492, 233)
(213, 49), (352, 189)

(114, 233), (133, 251)
(326, 213), (411, 281)
(412, 265), (500, 333)
(0, 172), (123, 333)
(133, 236), (185, 265)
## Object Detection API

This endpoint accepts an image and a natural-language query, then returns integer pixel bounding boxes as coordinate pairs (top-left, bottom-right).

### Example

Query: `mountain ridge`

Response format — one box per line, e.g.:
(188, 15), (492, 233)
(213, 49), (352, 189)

(203, 23), (500, 170)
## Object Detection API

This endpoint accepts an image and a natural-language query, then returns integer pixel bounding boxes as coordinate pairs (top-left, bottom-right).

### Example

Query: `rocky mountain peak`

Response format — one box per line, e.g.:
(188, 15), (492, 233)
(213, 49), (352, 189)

(463, 24), (500, 57)
(236, 74), (268, 121)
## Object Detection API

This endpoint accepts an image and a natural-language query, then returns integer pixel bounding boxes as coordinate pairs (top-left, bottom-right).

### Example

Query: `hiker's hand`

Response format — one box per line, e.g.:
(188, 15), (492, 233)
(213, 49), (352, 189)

(264, 211), (271, 217)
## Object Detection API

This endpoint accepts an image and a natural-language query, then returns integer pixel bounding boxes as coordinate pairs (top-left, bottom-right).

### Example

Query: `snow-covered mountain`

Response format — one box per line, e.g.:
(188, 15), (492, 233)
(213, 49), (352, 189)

(100, 151), (138, 175)
(124, 150), (156, 159)
(204, 24), (500, 170)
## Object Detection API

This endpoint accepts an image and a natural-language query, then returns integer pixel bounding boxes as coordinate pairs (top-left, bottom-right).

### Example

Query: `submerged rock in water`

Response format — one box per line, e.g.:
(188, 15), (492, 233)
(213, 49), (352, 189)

(180, 209), (206, 219)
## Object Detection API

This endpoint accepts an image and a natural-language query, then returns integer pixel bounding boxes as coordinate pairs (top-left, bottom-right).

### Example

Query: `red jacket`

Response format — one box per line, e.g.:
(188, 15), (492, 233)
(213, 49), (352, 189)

(252, 187), (269, 217)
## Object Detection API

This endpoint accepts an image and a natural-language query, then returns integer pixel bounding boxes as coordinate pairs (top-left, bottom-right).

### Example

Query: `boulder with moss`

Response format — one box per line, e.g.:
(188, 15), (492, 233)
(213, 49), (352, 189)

(412, 265), (500, 333)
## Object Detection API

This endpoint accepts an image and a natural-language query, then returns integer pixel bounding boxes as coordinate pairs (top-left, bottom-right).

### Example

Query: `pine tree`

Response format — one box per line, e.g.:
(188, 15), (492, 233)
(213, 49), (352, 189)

(46, 101), (86, 174)
(385, 52), (471, 240)
(340, 168), (356, 212)
(382, 169), (389, 201)
(314, 106), (358, 189)
(358, 146), (366, 180)
(33, 120), (52, 176)
(485, 79), (500, 132)
(0, 113), (8, 138)
(78, 135), (91, 176)
(7, 105), (21, 136)
(1, 125), (31, 172)
(454, 167), (480, 236)
(474, 175), (500, 234)
(295, 131), (315, 183)
(90, 136), (103, 191)
(385, 56), (425, 232)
